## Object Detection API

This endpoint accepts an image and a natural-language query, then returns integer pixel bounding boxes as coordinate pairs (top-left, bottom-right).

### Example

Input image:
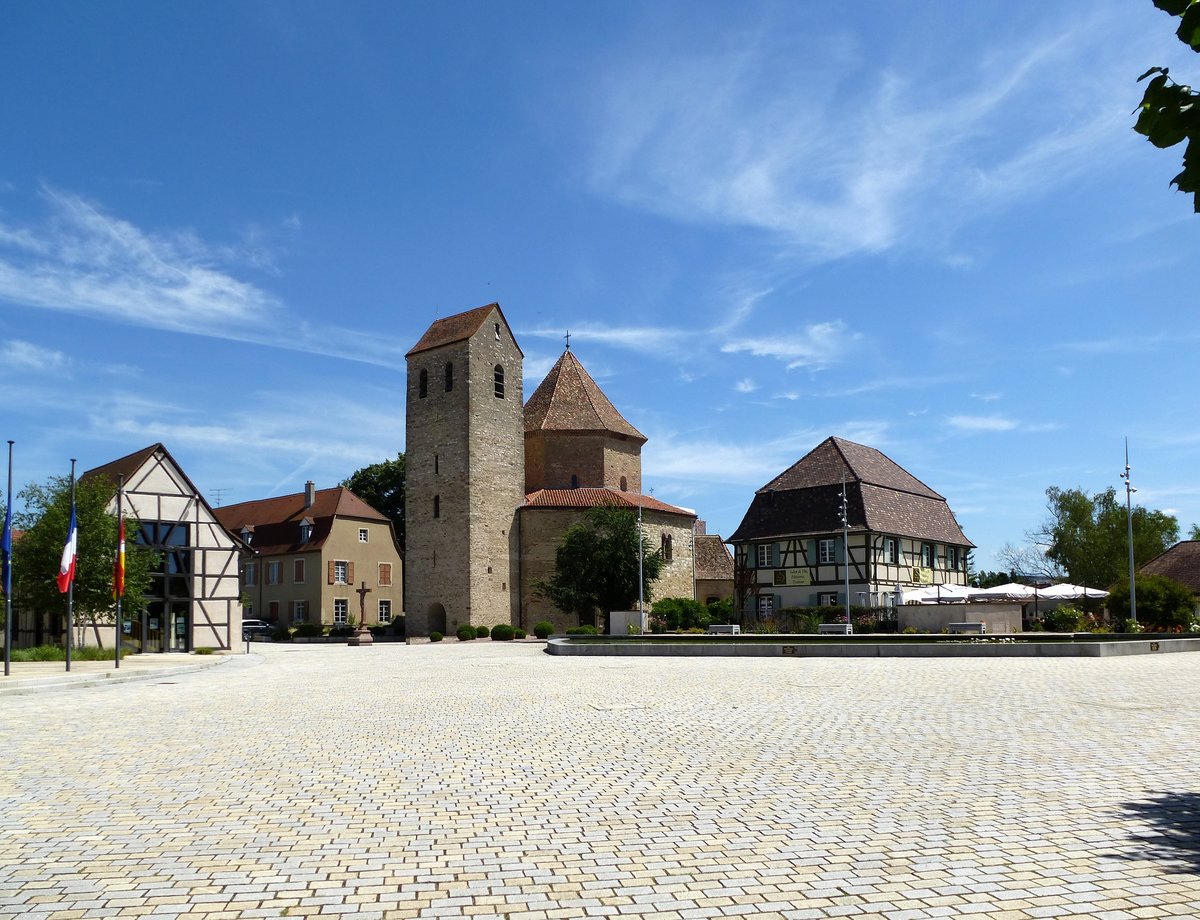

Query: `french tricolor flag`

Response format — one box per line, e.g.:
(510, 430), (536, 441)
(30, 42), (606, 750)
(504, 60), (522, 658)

(57, 506), (77, 593)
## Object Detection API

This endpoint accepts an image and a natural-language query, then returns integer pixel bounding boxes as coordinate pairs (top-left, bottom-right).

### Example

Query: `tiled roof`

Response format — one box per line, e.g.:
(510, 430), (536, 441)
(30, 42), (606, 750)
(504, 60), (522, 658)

(695, 534), (734, 580)
(406, 302), (522, 357)
(729, 437), (972, 546)
(524, 350), (646, 442)
(524, 487), (694, 518)
(1140, 541), (1200, 593)
(214, 487), (390, 556)
(83, 443), (163, 486)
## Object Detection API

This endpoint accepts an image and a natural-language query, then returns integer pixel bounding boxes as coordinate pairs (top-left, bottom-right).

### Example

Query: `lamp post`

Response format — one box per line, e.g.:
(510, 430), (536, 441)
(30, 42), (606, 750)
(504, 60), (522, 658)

(1121, 439), (1137, 627)
(839, 477), (852, 635)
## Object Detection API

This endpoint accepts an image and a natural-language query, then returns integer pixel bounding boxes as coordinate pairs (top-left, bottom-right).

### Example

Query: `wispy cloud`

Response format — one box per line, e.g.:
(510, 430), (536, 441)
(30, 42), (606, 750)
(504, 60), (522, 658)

(735, 377), (757, 393)
(0, 340), (68, 374)
(579, 6), (1146, 263)
(0, 187), (408, 367)
(947, 415), (1019, 432)
(723, 320), (858, 370)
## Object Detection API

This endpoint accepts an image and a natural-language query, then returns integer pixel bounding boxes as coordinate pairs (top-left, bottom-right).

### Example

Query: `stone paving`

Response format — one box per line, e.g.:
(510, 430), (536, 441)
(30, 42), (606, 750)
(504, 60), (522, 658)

(2, 642), (1200, 920)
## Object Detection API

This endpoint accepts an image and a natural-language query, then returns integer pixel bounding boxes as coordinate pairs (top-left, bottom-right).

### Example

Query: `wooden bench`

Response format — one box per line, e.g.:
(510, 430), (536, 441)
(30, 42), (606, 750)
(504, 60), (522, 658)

(948, 622), (986, 634)
(706, 624), (741, 635)
(818, 623), (852, 635)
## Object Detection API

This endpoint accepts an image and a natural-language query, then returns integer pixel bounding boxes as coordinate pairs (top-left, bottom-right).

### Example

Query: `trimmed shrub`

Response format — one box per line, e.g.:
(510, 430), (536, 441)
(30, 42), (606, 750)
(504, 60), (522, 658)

(430, 631), (443, 642)
(193, 647), (215, 655)
(474, 625), (490, 639)
(270, 624), (292, 641)
(514, 628), (526, 639)
(456, 624), (477, 641)
(650, 597), (710, 632)
(293, 622), (324, 638)
(566, 624), (598, 636)
(329, 625), (355, 638)
(1041, 605), (1083, 633)
(533, 620), (554, 639)
(490, 623), (516, 641)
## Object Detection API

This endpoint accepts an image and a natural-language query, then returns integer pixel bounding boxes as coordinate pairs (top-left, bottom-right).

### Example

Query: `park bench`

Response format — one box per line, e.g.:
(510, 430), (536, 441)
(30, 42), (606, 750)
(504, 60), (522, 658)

(706, 624), (741, 635)
(948, 622), (986, 634)
(818, 623), (852, 635)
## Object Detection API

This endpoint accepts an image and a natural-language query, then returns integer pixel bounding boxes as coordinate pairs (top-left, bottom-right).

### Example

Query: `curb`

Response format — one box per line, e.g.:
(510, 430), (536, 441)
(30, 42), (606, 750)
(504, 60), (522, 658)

(0, 655), (232, 696)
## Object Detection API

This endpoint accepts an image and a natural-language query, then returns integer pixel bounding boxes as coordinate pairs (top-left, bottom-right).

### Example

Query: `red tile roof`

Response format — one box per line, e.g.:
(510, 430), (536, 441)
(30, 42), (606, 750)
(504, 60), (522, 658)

(695, 534), (734, 580)
(406, 302), (522, 357)
(524, 487), (694, 517)
(213, 487), (391, 556)
(1141, 541), (1200, 593)
(524, 349), (646, 442)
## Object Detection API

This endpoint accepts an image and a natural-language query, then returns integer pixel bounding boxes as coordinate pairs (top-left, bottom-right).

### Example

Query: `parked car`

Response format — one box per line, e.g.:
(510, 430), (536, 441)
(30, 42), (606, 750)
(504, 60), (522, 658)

(242, 618), (273, 640)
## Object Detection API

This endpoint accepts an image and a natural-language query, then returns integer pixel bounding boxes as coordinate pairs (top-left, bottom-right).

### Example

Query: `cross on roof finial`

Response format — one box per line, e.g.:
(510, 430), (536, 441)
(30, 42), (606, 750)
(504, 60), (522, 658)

(565, 330), (571, 350)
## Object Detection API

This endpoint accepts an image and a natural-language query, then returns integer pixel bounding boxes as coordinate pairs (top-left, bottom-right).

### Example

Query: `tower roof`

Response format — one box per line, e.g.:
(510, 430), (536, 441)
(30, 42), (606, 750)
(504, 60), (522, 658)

(523, 350), (646, 443)
(406, 302), (523, 357)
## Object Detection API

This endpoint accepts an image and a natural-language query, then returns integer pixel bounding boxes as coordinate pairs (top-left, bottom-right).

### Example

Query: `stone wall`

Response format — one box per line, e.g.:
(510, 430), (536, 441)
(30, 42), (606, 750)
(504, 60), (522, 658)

(896, 603), (1023, 634)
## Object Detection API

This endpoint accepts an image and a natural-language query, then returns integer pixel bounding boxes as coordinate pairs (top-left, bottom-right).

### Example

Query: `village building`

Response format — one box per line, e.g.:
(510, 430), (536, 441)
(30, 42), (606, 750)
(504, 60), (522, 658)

(1140, 540), (1200, 606)
(214, 483), (404, 631)
(729, 436), (973, 621)
(694, 524), (735, 606)
(82, 443), (244, 652)
(404, 303), (699, 636)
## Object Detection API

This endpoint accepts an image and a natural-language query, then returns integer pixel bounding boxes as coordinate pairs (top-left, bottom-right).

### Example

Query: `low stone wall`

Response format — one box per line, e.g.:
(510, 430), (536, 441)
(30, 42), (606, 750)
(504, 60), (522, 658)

(897, 602), (1022, 634)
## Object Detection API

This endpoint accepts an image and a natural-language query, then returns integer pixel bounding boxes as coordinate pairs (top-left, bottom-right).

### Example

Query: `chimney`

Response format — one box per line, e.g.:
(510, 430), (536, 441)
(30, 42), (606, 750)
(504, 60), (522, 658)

(305, 480), (315, 508)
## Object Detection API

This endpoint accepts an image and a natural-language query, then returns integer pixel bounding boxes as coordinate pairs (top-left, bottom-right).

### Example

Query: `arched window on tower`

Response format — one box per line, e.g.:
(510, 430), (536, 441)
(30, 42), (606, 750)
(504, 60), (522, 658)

(661, 533), (673, 563)
(494, 364), (505, 398)
(433, 495), (441, 518)
(619, 476), (627, 491)
(444, 362), (453, 392)
(570, 474), (578, 489)
(418, 369), (428, 399)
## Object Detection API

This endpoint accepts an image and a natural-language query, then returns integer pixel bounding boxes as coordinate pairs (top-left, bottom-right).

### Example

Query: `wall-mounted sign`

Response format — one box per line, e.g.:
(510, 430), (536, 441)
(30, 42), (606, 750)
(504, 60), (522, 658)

(787, 569), (812, 586)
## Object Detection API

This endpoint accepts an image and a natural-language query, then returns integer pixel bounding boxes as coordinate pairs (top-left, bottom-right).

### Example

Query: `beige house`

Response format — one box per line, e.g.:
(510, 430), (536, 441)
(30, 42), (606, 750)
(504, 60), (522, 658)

(214, 483), (404, 630)
(730, 437), (973, 621)
(405, 304), (698, 636)
(694, 524), (734, 606)
(82, 443), (244, 652)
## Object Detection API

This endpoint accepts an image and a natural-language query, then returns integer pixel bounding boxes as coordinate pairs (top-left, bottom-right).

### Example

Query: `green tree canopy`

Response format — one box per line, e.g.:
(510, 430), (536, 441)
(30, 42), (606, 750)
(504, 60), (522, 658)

(1035, 486), (1178, 589)
(341, 453), (405, 549)
(1135, 0), (1200, 211)
(13, 475), (155, 633)
(534, 504), (664, 627)
(1108, 573), (1197, 630)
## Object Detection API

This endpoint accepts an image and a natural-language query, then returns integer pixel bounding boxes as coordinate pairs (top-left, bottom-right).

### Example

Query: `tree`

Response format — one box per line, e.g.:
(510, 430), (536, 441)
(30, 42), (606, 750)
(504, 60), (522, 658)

(650, 597), (710, 632)
(1135, 0), (1200, 212)
(969, 569), (1015, 589)
(341, 453), (405, 549)
(13, 474), (155, 645)
(1107, 573), (1197, 631)
(534, 504), (663, 629)
(1031, 486), (1178, 589)
(1190, 523), (1200, 540)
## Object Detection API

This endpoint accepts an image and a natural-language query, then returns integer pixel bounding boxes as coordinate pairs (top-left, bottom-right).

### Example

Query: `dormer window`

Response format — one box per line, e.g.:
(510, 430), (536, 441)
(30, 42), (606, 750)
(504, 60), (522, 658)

(299, 518), (314, 542)
(240, 526), (253, 545)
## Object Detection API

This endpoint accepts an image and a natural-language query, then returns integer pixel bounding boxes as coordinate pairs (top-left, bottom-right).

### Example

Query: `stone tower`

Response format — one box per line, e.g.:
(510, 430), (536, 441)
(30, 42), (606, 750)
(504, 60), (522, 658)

(405, 303), (524, 635)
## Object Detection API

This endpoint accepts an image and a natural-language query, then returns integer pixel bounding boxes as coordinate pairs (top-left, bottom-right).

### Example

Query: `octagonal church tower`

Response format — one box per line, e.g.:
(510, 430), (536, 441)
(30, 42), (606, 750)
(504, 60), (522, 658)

(405, 303), (524, 636)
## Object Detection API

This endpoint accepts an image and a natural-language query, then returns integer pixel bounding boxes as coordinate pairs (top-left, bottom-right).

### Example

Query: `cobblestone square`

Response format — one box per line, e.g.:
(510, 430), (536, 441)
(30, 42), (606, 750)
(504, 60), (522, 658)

(2, 643), (1199, 919)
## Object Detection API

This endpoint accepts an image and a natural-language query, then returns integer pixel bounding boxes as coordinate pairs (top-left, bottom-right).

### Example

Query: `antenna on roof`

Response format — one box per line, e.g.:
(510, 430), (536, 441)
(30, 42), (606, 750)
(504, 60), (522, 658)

(210, 488), (230, 507)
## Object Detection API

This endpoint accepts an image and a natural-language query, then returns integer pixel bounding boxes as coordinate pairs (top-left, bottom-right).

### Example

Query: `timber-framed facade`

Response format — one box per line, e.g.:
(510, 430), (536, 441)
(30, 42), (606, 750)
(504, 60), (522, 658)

(729, 437), (973, 619)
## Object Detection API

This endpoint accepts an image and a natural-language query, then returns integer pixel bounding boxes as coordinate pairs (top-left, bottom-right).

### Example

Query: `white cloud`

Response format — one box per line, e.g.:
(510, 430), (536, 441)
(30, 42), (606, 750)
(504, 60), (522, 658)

(723, 320), (857, 369)
(947, 415), (1019, 432)
(735, 377), (757, 393)
(0, 340), (68, 374)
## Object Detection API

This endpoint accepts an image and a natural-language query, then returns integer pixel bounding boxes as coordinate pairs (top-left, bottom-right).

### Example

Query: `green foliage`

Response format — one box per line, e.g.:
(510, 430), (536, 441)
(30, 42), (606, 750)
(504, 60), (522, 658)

(1108, 573), (1198, 631)
(970, 569), (1014, 589)
(533, 504), (664, 628)
(430, 631), (443, 642)
(705, 596), (734, 623)
(328, 625), (355, 638)
(650, 597), (710, 632)
(340, 453), (406, 549)
(533, 620), (554, 639)
(270, 624), (292, 641)
(514, 628), (526, 639)
(1135, 1), (1200, 212)
(565, 624), (598, 635)
(474, 624), (490, 638)
(1041, 605), (1084, 633)
(193, 646), (216, 655)
(293, 622), (323, 638)
(1038, 486), (1178, 588)
(490, 623), (516, 641)
(13, 474), (156, 627)
(778, 607), (824, 633)
(10, 644), (128, 662)
(456, 624), (477, 641)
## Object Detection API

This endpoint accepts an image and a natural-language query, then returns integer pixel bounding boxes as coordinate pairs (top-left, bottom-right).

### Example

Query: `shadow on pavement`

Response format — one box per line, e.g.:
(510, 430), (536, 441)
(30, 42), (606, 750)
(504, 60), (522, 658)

(1118, 791), (1200, 873)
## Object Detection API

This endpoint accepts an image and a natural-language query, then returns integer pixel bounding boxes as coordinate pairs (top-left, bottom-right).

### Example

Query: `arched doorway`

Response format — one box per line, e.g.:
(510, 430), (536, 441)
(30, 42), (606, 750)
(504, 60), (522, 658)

(427, 602), (447, 636)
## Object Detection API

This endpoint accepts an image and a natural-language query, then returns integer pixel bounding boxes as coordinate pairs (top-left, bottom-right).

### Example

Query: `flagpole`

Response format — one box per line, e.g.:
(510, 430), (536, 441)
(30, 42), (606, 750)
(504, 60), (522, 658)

(66, 459), (76, 673)
(4, 440), (13, 678)
(114, 475), (124, 669)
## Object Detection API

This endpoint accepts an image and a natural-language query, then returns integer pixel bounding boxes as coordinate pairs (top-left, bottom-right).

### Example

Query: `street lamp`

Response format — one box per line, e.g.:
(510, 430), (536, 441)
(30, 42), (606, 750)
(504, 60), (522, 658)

(1120, 439), (1138, 627)
(839, 477), (852, 635)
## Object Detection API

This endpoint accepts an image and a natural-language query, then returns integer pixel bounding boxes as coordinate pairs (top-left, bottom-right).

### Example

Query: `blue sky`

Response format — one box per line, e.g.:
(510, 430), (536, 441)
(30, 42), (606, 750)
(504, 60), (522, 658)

(2, 1), (1198, 571)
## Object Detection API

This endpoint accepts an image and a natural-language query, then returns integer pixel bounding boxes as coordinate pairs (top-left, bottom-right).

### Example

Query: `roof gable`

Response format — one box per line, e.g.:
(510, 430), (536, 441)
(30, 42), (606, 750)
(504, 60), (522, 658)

(405, 302), (522, 358)
(524, 350), (646, 442)
(762, 437), (942, 499)
(1141, 540), (1200, 592)
(213, 486), (391, 556)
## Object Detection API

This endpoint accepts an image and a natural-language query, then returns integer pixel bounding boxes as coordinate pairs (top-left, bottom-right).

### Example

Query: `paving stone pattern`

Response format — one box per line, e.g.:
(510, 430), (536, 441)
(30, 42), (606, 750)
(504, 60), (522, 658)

(3, 643), (1200, 919)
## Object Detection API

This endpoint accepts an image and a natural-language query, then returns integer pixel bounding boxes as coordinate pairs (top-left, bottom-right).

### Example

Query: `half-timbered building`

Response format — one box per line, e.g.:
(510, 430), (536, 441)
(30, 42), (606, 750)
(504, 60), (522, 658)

(83, 443), (244, 652)
(729, 437), (973, 620)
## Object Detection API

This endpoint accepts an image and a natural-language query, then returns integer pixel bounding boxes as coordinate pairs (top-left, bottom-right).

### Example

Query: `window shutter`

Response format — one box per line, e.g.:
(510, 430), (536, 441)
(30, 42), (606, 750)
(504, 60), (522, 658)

(773, 594), (782, 612)
(746, 545), (756, 569)
(806, 539), (817, 564)
(347, 561), (355, 585)
(836, 538), (846, 565)
(327, 560), (335, 585)
(768, 544), (777, 567)
(809, 592), (820, 606)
